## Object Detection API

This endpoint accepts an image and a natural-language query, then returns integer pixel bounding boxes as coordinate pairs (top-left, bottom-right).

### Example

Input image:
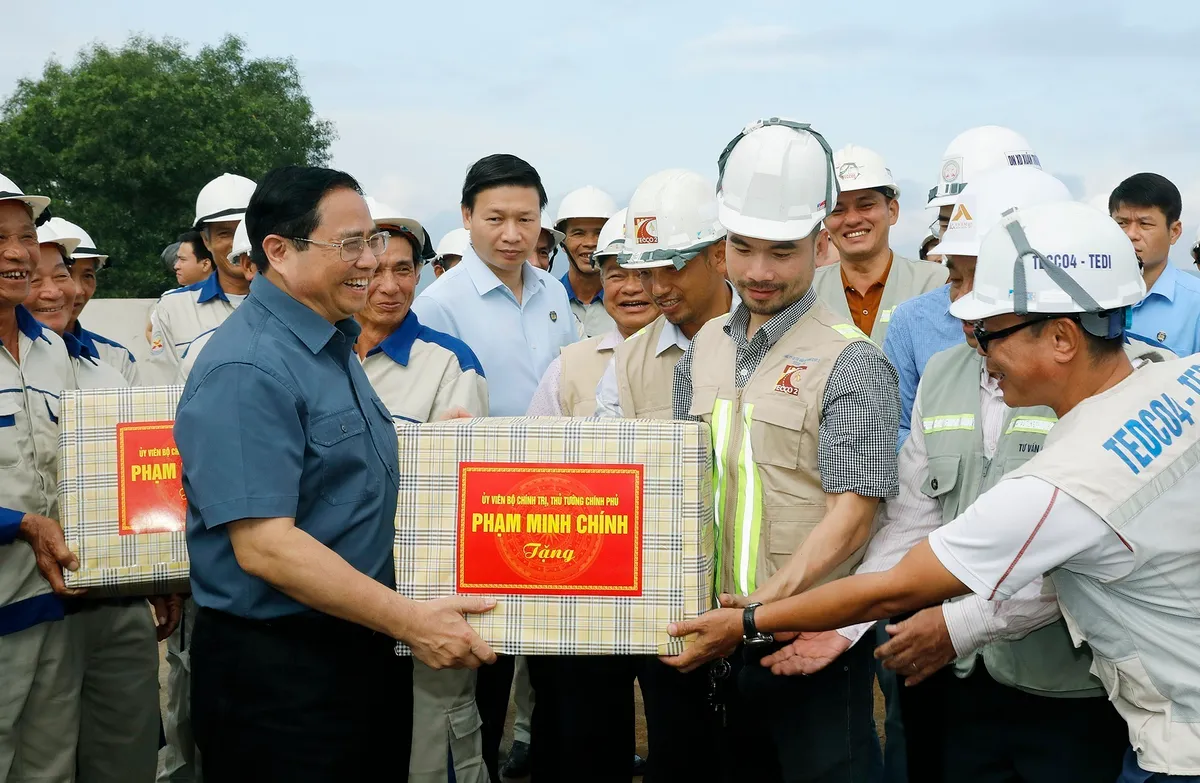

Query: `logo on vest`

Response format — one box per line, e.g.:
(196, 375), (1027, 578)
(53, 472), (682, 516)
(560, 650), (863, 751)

(774, 363), (808, 396)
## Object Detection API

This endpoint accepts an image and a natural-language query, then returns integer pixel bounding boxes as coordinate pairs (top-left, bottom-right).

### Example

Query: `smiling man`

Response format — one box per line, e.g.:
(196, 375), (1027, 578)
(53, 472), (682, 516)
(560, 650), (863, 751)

(554, 186), (618, 337)
(666, 119), (900, 783)
(813, 145), (946, 345)
(175, 166), (497, 782)
(1110, 173), (1200, 357)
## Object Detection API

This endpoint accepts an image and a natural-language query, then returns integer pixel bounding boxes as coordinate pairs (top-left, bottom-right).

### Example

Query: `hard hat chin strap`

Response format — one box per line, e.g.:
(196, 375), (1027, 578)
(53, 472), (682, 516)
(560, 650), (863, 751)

(716, 118), (839, 223)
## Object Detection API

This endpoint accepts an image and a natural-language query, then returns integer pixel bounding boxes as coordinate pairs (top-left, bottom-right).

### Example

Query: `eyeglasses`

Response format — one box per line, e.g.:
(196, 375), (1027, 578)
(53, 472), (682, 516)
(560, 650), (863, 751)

(291, 232), (388, 262)
(972, 314), (1060, 354)
(928, 215), (948, 239)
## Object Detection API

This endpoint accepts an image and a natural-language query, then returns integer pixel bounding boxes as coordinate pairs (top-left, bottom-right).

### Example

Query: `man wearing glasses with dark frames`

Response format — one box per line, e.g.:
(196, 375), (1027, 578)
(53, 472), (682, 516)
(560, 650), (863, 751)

(175, 166), (497, 782)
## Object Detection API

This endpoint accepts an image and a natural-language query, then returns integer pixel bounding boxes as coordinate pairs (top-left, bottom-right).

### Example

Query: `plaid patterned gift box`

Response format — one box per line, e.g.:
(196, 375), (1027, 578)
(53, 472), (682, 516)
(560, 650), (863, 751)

(394, 416), (715, 656)
(58, 387), (191, 596)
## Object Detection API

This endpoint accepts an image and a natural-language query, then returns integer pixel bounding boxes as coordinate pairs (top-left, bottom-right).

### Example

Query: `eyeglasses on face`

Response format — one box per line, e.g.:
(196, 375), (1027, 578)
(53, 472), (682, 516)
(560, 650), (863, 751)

(290, 232), (389, 262)
(972, 314), (1061, 354)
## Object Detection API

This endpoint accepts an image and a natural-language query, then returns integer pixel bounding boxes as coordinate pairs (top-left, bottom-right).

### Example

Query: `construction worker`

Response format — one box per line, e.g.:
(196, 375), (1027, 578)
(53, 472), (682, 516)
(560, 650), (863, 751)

(814, 144), (946, 345)
(593, 169), (735, 420)
(1109, 173), (1200, 356)
(0, 173), (82, 783)
(555, 186), (618, 337)
(885, 126), (1045, 446)
(520, 208), (656, 780)
(531, 212), (564, 272)
(433, 228), (469, 277)
(174, 230), (215, 286)
(146, 172), (257, 386)
(671, 200), (1200, 783)
(822, 168), (1131, 783)
(587, 168), (735, 780)
(664, 118), (900, 783)
(26, 221), (173, 782)
(154, 171), (256, 783)
(228, 219), (256, 282)
(919, 234), (941, 263)
(352, 197), (488, 783)
(47, 217), (139, 386)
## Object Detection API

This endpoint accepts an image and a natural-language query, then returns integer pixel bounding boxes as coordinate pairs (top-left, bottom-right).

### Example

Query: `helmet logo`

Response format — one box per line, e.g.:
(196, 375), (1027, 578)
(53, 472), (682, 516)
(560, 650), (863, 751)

(1005, 151), (1041, 168)
(837, 162), (860, 181)
(951, 204), (973, 224)
(941, 158), (962, 183)
(634, 216), (658, 245)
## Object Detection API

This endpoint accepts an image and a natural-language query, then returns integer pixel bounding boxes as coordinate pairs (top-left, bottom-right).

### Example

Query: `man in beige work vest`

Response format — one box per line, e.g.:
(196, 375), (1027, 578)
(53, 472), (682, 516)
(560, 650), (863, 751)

(351, 197), (488, 783)
(593, 169), (735, 420)
(813, 145), (946, 344)
(665, 118), (900, 783)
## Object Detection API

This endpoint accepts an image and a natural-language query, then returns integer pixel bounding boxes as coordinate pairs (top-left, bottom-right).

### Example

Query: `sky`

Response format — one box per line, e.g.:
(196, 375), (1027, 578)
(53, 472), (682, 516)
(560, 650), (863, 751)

(5, 0), (1200, 281)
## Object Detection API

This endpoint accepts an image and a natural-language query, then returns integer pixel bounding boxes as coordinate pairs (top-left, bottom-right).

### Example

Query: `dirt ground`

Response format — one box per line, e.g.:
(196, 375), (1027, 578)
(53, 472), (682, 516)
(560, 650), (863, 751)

(160, 644), (887, 782)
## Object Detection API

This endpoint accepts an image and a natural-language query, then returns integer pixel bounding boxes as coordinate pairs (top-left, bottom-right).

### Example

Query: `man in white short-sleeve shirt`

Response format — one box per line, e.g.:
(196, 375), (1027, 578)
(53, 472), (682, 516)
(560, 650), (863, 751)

(668, 202), (1200, 783)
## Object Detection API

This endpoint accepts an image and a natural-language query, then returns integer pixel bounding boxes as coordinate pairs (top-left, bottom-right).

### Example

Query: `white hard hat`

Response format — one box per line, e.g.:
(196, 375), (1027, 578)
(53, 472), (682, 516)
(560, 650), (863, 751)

(930, 168), (1072, 258)
(554, 186), (617, 230)
(541, 212), (565, 248)
(230, 219), (252, 261)
(622, 169), (725, 270)
(927, 126), (1041, 208)
(833, 144), (899, 199)
(591, 208), (628, 267)
(36, 222), (81, 258)
(435, 228), (470, 260)
(194, 173), (257, 227)
(0, 173), (50, 219)
(48, 217), (109, 267)
(950, 201), (1146, 333)
(716, 117), (837, 241)
(363, 196), (426, 254)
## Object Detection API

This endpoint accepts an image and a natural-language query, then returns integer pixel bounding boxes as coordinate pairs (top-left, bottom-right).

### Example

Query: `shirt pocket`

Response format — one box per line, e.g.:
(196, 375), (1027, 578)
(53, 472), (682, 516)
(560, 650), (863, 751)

(0, 395), (22, 468)
(688, 385), (719, 420)
(749, 396), (808, 470)
(920, 454), (961, 524)
(309, 408), (381, 506)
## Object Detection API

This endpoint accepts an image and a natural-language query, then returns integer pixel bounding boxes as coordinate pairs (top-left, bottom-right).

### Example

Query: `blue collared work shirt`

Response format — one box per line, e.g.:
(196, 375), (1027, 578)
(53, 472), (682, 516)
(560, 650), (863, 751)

(1130, 263), (1200, 358)
(881, 284), (965, 449)
(413, 247), (578, 416)
(175, 275), (399, 619)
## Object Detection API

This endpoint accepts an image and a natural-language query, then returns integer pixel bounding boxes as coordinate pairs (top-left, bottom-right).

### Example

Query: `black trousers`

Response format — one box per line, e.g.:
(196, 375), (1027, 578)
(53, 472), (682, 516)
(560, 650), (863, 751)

(525, 655), (639, 782)
(896, 661), (956, 783)
(475, 653), (516, 783)
(942, 664), (1127, 783)
(713, 636), (883, 783)
(191, 607), (413, 783)
(639, 657), (717, 783)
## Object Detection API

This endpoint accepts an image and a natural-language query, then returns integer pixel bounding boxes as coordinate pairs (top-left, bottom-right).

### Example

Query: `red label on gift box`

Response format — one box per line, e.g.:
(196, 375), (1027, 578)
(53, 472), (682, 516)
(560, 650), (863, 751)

(457, 462), (643, 596)
(116, 422), (187, 535)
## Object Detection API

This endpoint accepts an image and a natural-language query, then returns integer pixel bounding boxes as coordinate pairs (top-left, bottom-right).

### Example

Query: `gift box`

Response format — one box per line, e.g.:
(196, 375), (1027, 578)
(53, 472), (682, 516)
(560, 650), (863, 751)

(58, 387), (191, 596)
(394, 416), (715, 656)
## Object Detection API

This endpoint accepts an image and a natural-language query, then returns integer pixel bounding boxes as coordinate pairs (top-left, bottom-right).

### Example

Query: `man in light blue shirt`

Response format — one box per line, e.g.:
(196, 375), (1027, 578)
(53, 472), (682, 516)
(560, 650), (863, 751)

(882, 284), (962, 447)
(1109, 173), (1200, 357)
(410, 154), (576, 780)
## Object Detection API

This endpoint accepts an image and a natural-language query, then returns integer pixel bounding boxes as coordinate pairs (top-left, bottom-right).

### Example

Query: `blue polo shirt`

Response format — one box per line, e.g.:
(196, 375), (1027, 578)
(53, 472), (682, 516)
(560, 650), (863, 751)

(881, 284), (964, 449)
(1130, 263), (1200, 358)
(413, 246), (578, 416)
(175, 275), (400, 619)
(560, 272), (603, 305)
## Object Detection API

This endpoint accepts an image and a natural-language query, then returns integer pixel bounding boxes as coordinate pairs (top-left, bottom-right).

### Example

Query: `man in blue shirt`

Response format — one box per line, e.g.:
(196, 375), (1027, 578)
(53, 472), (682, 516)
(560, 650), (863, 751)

(1109, 173), (1200, 357)
(412, 154), (577, 780)
(882, 286), (962, 447)
(175, 166), (496, 782)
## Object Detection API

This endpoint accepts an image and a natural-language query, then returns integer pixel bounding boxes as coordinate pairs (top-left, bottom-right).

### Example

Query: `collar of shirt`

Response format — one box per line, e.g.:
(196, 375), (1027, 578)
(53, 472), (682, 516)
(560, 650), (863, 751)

(367, 310), (422, 366)
(196, 271), (230, 304)
(659, 280), (743, 356)
(597, 330), (624, 351)
(560, 271), (604, 305)
(61, 331), (99, 362)
(463, 245), (545, 302)
(248, 274), (359, 355)
(724, 286), (818, 350)
(840, 252), (893, 294)
(1139, 262), (1180, 306)
(979, 361), (1003, 399)
(14, 305), (50, 343)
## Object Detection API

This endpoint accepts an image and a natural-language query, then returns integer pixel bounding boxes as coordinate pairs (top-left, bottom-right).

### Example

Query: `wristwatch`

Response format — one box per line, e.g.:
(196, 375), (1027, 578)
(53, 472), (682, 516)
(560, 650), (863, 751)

(742, 602), (774, 648)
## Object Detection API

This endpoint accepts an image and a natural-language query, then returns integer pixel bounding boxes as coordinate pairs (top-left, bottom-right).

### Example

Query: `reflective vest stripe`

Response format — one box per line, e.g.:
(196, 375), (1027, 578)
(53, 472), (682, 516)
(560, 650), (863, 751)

(734, 402), (762, 596)
(1005, 416), (1056, 435)
(711, 399), (734, 588)
(922, 413), (976, 433)
(831, 323), (870, 342)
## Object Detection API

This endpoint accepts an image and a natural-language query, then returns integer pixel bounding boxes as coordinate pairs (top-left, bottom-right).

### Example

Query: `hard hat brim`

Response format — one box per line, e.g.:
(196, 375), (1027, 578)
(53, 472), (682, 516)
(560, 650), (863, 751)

(839, 182), (900, 199)
(543, 226), (566, 246)
(41, 237), (81, 257)
(948, 291), (1011, 322)
(0, 194), (50, 219)
(926, 193), (958, 209)
(927, 236), (978, 258)
(718, 204), (821, 242)
(196, 209), (247, 227)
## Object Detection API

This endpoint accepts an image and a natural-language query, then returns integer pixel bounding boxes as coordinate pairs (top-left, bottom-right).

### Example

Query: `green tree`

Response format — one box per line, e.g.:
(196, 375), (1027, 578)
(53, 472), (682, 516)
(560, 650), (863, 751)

(0, 35), (335, 297)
